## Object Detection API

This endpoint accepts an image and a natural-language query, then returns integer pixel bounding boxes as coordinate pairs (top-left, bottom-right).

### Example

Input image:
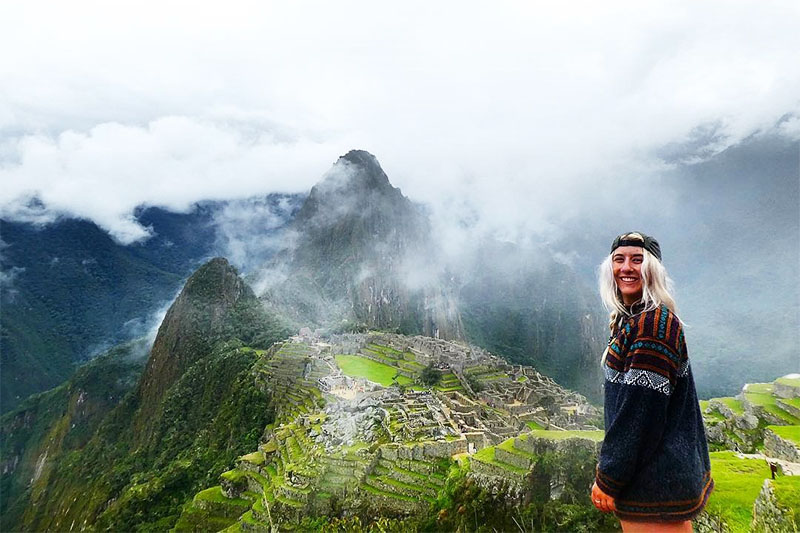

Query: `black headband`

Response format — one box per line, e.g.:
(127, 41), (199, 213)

(611, 233), (662, 261)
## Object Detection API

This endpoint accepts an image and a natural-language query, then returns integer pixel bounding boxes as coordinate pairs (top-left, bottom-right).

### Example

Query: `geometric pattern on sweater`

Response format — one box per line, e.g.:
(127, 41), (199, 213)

(605, 365), (673, 396)
(605, 305), (687, 388)
(677, 358), (690, 378)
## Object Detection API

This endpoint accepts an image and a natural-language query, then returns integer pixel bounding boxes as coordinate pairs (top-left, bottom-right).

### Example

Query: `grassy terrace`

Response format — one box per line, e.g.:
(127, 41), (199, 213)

(525, 420), (545, 430)
(361, 482), (418, 502)
(772, 476), (800, 517)
(743, 383), (800, 425)
(195, 486), (253, 506)
(705, 451), (771, 533)
(335, 354), (413, 386)
(718, 397), (745, 415)
(240, 451), (265, 465)
(776, 376), (800, 388)
(768, 425), (800, 446)
(471, 446), (527, 474)
(781, 397), (800, 409)
(703, 409), (727, 423)
(497, 438), (537, 459)
(526, 429), (605, 442)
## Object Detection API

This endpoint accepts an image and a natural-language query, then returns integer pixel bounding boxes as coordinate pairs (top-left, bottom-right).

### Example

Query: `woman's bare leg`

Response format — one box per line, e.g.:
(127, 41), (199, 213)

(619, 519), (693, 532)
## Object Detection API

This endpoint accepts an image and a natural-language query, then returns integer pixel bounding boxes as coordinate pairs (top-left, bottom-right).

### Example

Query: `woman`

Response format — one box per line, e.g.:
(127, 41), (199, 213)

(590, 232), (714, 532)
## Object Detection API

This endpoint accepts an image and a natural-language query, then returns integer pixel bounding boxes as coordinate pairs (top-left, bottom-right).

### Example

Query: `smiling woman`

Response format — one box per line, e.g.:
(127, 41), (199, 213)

(591, 232), (714, 531)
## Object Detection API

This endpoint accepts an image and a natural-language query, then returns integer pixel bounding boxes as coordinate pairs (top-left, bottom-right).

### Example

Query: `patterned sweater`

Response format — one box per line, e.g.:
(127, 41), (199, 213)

(594, 304), (715, 522)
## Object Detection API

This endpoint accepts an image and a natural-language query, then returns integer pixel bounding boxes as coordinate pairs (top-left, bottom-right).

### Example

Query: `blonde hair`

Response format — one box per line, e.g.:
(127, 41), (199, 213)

(598, 232), (679, 365)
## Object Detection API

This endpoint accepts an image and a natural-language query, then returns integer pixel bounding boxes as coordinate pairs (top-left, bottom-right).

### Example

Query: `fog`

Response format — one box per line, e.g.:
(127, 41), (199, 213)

(1, 1), (798, 396)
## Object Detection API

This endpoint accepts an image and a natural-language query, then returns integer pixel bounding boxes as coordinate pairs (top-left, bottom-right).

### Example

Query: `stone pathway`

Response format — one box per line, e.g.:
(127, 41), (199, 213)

(735, 452), (800, 475)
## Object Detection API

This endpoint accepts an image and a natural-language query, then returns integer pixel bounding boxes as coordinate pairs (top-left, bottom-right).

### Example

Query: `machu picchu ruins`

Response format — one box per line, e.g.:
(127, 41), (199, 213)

(173, 331), (800, 532)
(174, 332), (606, 531)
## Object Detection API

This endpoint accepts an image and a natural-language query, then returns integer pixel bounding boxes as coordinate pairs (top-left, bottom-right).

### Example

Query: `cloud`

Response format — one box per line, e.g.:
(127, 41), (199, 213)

(212, 193), (304, 273)
(0, 117), (338, 243)
(0, 0), (798, 245)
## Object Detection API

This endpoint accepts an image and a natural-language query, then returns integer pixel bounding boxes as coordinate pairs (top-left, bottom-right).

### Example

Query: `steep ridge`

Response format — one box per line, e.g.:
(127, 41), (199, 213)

(0, 339), (149, 530)
(133, 257), (279, 441)
(2, 258), (292, 532)
(0, 193), (301, 414)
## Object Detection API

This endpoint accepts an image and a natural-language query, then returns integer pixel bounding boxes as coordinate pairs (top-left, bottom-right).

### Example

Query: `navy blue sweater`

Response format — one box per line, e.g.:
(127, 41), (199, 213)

(595, 305), (714, 522)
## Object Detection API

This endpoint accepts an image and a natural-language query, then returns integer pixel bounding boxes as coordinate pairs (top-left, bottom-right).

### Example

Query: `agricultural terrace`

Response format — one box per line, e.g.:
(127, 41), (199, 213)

(334, 355), (413, 387)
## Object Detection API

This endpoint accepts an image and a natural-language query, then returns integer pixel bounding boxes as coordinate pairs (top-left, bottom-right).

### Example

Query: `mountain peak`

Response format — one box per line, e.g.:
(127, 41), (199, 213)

(328, 149), (396, 196)
(132, 256), (273, 440)
(295, 150), (406, 225)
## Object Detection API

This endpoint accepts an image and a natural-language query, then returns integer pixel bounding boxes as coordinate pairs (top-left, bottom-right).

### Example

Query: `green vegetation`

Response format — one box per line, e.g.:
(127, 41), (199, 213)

(705, 451), (771, 532)
(768, 425), (800, 446)
(525, 420), (545, 430)
(526, 429), (605, 442)
(335, 355), (413, 386)
(744, 384), (800, 425)
(423, 442), (618, 532)
(0, 340), (149, 531)
(719, 397), (745, 414)
(420, 364), (443, 386)
(775, 377), (800, 388)
(772, 476), (800, 518)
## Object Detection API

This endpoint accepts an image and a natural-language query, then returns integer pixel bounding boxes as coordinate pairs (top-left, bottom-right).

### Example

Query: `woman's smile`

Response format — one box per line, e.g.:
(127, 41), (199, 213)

(612, 246), (644, 305)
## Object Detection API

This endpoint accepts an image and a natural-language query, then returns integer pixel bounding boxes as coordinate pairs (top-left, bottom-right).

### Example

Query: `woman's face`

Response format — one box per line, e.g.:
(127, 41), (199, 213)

(612, 246), (644, 305)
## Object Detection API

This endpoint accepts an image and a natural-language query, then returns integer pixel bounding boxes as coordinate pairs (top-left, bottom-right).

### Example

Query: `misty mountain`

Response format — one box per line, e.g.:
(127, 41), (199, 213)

(0, 258), (291, 532)
(0, 193), (302, 413)
(257, 150), (465, 340)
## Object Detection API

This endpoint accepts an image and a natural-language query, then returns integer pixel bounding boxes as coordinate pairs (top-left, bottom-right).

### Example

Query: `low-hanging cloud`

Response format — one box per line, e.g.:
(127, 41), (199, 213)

(1, 1), (798, 246)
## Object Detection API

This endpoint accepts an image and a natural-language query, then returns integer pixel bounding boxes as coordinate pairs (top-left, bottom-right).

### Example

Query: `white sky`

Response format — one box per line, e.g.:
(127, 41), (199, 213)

(1, 0), (799, 243)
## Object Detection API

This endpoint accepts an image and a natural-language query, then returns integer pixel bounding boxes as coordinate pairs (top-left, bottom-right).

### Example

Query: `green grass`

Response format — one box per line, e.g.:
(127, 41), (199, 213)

(772, 476), (800, 517)
(775, 377), (800, 388)
(703, 410), (727, 423)
(781, 397), (800, 409)
(471, 446), (527, 474)
(705, 451), (771, 532)
(361, 483), (417, 502)
(335, 355), (413, 386)
(526, 429), (605, 442)
(746, 383), (774, 394)
(497, 438), (537, 459)
(719, 397), (745, 415)
(367, 343), (404, 356)
(220, 470), (247, 483)
(744, 387), (800, 425)
(525, 420), (545, 430)
(194, 486), (252, 506)
(240, 451), (265, 465)
(517, 375), (529, 382)
(768, 425), (800, 446)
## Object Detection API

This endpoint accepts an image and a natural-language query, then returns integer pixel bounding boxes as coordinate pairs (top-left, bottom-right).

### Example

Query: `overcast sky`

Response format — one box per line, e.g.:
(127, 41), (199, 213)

(1, 1), (799, 244)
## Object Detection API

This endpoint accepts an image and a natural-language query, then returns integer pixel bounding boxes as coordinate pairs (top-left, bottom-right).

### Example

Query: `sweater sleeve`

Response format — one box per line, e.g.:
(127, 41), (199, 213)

(595, 309), (686, 498)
